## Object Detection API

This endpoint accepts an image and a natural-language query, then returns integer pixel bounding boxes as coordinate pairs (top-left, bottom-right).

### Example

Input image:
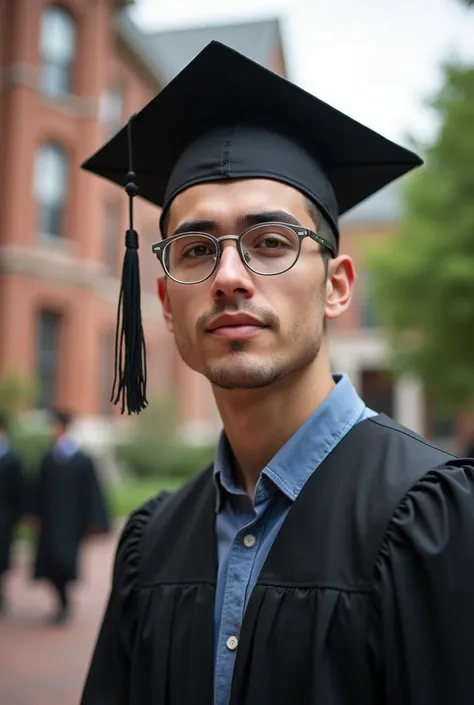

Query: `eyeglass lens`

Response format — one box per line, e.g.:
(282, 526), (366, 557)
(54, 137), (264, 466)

(162, 224), (301, 283)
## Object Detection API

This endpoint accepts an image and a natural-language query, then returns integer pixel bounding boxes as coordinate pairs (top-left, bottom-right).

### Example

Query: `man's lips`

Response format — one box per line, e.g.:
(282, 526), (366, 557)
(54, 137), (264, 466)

(208, 325), (266, 340)
(205, 313), (268, 340)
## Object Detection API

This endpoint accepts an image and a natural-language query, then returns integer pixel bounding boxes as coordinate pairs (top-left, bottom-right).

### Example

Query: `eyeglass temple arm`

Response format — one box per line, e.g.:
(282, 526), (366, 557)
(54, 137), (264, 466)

(306, 231), (336, 257)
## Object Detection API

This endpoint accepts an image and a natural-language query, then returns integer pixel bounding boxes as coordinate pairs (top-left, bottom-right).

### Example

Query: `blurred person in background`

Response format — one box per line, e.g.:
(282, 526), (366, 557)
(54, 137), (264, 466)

(0, 412), (24, 616)
(31, 409), (110, 625)
(464, 434), (474, 458)
(80, 44), (474, 705)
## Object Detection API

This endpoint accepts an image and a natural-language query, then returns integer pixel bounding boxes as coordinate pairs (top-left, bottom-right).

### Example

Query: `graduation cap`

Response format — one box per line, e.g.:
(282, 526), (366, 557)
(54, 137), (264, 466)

(82, 40), (422, 416)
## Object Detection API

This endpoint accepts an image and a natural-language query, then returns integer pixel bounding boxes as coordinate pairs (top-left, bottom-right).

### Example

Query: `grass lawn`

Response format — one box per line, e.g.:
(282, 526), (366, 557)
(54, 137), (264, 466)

(108, 475), (184, 519)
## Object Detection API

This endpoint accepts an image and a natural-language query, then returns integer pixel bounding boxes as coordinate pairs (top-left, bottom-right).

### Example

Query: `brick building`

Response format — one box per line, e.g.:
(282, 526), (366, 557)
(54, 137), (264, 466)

(0, 1), (468, 453)
(0, 1), (286, 445)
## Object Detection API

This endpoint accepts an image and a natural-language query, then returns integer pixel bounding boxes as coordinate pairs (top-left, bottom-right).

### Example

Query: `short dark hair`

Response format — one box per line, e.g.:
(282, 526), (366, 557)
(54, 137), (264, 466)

(51, 409), (74, 428)
(160, 208), (171, 239)
(303, 197), (336, 333)
(303, 197), (336, 273)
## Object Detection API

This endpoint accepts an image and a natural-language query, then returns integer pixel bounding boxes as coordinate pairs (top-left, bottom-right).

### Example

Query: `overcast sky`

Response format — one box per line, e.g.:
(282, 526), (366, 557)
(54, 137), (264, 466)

(131, 0), (474, 148)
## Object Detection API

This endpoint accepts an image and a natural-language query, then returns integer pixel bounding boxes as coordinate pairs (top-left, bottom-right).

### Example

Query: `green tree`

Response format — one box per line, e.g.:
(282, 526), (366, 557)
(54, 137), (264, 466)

(365, 59), (474, 412)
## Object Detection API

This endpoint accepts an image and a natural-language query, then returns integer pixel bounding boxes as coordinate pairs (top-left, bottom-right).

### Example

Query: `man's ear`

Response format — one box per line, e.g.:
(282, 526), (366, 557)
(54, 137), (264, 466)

(324, 255), (356, 321)
(157, 277), (174, 333)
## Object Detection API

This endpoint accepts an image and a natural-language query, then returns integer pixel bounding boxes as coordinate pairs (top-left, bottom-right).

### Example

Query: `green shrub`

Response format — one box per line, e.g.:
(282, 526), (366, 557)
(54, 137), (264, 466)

(164, 444), (215, 478)
(114, 393), (216, 479)
(0, 372), (50, 476)
(116, 438), (215, 479)
(108, 476), (184, 518)
(9, 426), (51, 475)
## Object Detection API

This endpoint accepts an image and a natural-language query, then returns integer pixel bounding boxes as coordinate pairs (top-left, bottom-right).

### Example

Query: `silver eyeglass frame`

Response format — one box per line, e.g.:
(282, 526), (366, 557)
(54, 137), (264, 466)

(151, 221), (336, 285)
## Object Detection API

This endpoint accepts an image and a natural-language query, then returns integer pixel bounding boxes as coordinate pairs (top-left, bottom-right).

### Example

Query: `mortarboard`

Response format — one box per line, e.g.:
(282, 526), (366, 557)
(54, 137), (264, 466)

(81, 40), (423, 416)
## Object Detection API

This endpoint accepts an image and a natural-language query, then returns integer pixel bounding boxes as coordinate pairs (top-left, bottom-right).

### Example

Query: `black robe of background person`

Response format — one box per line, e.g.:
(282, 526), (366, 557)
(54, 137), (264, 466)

(80, 414), (474, 705)
(32, 448), (111, 585)
(0, 448), (24, 575)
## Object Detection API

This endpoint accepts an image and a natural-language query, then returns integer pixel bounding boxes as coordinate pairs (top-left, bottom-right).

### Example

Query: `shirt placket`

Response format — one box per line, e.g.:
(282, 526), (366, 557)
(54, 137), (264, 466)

(214, 510), (262, 705)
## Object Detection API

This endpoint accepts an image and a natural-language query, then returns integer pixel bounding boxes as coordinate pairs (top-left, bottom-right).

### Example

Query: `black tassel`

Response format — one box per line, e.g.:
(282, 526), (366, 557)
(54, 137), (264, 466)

(111, 114), (148, 415)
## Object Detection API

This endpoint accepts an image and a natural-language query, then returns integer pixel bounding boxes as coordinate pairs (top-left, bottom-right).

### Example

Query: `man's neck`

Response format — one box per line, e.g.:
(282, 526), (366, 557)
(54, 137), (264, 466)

(213, 358), (335, 499)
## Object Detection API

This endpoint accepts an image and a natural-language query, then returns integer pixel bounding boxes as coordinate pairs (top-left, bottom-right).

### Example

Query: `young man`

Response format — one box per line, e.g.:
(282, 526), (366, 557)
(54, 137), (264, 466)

(32, 409), (110, 625)
(0, 412), (24, 616)
(80, 43), (474, 704)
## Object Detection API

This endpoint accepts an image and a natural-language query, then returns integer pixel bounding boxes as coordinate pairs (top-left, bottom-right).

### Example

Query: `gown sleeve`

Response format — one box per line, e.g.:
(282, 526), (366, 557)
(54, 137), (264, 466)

(80, 493), (166, 705)
(372, 461), (474, 705)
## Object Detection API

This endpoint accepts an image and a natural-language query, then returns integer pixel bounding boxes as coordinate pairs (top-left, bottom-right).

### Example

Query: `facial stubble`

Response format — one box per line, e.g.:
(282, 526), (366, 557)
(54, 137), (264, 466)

(202, 320), (323, 391)
(168, 266), (327, 390)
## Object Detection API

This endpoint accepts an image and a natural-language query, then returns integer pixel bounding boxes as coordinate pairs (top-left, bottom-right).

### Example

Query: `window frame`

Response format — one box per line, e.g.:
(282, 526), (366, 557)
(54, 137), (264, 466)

(36, 309), (63, 410)
(39, 4), (77, 99)
(33, 141), (69, 239)
(100, 85), (125, 138)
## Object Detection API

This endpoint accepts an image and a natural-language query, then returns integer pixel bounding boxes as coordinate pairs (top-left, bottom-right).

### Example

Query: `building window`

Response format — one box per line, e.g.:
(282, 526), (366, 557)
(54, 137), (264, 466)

(99, 86), (124, 137)
(33, 142), (69, 238)
(36, 310), (62, 410)
(104, 201), (121, 275)
(40, 5), (77, 99)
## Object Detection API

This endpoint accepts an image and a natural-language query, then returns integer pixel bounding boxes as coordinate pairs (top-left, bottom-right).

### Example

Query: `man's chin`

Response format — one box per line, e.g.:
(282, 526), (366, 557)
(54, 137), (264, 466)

(202, 356), (283, 390)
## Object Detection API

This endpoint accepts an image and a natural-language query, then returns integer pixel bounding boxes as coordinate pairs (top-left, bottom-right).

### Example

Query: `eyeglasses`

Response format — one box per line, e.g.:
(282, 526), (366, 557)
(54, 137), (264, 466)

(151, 222), (335, 285)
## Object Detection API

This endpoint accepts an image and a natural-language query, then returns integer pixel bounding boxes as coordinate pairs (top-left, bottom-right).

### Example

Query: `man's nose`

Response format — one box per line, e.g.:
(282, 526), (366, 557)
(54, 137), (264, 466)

(209, 242), (255, 300)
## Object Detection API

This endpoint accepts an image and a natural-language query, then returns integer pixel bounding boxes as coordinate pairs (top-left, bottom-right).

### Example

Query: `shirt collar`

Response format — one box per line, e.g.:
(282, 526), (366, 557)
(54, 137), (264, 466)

(54, 434), (79, 458)
(213, 373), (368, 511)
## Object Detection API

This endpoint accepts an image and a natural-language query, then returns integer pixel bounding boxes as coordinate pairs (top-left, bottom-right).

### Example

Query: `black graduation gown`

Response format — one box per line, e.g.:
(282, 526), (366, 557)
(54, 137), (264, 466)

(80, 414), (474, 705)
(0, 448), (24, 574)
(33, 448), (110, 584)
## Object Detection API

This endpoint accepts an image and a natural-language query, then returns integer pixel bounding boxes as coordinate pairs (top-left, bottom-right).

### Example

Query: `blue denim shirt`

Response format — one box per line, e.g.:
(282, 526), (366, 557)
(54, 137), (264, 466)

(213, 373), (376, 705)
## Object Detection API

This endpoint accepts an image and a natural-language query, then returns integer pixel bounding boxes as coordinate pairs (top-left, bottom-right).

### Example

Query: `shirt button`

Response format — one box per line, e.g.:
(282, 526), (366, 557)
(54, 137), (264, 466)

(226, 635), (239, 651)
(243, 534), (256, 548)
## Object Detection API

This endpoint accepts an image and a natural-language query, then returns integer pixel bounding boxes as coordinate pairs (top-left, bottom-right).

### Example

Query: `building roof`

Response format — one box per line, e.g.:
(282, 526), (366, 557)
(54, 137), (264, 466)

(114, 12), (165, 88)
(116, 13), (283, 85)
(141, 19), (283, 83)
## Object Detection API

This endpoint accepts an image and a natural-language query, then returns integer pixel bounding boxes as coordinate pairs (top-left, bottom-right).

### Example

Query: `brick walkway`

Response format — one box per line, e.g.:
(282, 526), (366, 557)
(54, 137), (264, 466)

(0, 529), (121, 705)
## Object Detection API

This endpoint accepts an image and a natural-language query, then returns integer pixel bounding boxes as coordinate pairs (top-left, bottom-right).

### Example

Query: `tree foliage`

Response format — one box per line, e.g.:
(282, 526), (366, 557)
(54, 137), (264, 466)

(365, 60), (474, 411)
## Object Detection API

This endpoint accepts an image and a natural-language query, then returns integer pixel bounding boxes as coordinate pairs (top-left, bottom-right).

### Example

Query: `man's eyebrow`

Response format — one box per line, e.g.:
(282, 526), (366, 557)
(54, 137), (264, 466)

(237, 210), (302, 229)
(171, 220), (217, 237)
(170, 210), (302, 238)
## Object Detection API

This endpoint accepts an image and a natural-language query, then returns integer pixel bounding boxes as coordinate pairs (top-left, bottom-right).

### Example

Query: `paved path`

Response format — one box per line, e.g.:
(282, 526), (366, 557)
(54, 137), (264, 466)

(0, 529), (120, 705)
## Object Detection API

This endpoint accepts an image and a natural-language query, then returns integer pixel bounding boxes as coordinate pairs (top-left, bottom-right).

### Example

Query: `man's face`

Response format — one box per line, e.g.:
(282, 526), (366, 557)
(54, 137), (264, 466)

(51, 422), (66, 443)
(158, 178), (354, 391)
